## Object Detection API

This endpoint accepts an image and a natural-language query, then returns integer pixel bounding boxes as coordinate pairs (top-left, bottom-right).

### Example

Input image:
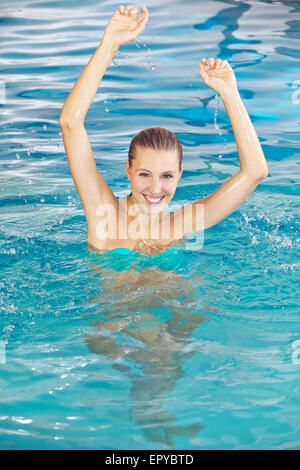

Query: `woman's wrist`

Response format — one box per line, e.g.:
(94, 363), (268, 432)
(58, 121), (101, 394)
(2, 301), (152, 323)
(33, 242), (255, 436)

(220, 86), (240, 104)
(99, 35), (120, 56)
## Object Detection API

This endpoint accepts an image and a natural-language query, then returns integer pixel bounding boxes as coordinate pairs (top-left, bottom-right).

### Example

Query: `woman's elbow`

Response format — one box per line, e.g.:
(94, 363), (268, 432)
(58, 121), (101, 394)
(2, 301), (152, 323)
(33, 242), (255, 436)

(253, 164), (268, 181)
(259, 167), (268, 180)
(59, 115), (70, 128)
(59, 115), (82, 129)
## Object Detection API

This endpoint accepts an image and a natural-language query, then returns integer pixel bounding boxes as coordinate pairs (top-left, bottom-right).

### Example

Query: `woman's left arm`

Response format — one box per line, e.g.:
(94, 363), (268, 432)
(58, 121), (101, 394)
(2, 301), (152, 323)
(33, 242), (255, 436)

(205, 58), (268, 177)
(175, 58), (268, 234)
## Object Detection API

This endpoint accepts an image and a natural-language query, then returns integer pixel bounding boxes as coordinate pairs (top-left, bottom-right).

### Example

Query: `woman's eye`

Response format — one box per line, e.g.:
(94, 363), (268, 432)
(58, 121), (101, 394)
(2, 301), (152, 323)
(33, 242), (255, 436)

(138, 173), (173, 178)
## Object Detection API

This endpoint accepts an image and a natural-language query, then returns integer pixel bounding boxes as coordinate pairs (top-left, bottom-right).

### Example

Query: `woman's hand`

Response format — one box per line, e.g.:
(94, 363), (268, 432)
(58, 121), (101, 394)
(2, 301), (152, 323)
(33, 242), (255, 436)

(200, 58), (238, 97)
(102, 5), (148, 50)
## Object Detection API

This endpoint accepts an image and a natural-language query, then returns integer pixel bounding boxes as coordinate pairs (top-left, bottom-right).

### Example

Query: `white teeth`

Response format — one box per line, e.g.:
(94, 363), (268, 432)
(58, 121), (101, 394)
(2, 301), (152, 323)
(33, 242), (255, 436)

(144, 195), (164, 203)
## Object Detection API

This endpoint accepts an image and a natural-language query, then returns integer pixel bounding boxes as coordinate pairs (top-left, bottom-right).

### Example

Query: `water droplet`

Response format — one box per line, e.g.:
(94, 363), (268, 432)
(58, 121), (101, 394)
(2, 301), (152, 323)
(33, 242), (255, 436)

(213, 94), (227, 158)
(213, 94), (222, 136)
(135, 39), (156, 71)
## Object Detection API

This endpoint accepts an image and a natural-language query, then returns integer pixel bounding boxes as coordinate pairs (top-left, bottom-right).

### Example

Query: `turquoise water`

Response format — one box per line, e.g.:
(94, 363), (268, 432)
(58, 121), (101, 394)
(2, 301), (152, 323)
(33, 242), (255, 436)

(0, 0), (299, 450)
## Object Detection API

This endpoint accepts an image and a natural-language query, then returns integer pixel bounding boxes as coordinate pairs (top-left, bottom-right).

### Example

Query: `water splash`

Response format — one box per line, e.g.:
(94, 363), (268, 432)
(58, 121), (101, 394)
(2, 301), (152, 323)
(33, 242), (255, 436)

(112, 40), (156, 71)
(213, 94), (227, 159)
(101, 95), (117, 113)
(134, 38), (156, 70)
(187, 73), (196, 87)
(112, 49), (129, 66)
(107, 41), (155, 113)
(213, 94), (222, 136)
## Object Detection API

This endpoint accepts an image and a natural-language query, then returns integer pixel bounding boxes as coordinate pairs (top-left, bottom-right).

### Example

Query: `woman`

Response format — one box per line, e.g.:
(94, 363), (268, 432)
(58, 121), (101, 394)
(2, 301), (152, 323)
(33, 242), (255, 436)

(59, 5), (268, 255)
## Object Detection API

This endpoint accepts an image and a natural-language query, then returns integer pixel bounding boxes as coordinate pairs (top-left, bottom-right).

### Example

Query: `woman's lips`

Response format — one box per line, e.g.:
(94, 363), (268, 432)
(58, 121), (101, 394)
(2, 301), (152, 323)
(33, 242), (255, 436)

(143, 194), (165, 205)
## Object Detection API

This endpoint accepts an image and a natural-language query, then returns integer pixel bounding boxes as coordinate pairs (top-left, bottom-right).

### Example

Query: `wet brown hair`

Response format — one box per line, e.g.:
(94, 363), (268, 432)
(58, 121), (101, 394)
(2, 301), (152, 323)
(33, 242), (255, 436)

(128, 127), (183, 170)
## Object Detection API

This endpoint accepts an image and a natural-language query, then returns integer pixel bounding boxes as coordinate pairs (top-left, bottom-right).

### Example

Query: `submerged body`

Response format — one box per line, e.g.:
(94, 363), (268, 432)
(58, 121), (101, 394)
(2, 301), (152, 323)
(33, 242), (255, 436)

(59, 5), (268, 255)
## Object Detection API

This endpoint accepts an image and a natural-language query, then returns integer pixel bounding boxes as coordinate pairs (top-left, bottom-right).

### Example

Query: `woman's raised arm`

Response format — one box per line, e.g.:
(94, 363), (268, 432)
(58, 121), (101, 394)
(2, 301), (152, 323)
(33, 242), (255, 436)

(58, 6), (148, 231)
(200, 58), (268, 178)
(174, 58), (268, 235)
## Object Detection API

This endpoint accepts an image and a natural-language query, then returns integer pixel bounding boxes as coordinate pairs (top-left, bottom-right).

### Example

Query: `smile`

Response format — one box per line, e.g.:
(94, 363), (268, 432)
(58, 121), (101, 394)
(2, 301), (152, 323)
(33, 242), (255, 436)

(143, 194), (165, 205)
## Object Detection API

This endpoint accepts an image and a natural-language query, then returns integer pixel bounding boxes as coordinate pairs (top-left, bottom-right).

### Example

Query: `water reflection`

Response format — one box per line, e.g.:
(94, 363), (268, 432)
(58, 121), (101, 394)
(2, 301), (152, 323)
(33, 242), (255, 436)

(84, 263), (219, 448)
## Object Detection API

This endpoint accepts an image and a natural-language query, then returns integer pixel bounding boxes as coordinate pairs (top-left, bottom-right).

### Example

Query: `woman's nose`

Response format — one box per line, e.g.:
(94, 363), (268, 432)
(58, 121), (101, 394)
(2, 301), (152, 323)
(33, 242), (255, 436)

(148, 179), (162, 195)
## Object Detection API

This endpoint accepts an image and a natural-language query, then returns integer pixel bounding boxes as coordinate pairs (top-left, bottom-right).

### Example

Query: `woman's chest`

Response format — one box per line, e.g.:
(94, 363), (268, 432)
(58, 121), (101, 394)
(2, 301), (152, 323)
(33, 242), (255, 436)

(87, 208), (180, 255)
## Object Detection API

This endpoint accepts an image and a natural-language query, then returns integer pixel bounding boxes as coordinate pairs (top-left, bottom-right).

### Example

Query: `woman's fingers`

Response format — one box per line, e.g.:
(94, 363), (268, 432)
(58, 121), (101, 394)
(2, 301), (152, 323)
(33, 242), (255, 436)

(118, 4), (144, 18)
(139, 5), (148, 22)
(199, 59), (209, 81)
(215, 58), (222, 68)
(200, 58), (230, 70)
(117, 5), (125, 14)
(131, 5), (148, 32)
(129, 7), (140, 17)
(124, 5), (135, 16)
(208, 57), (214, 67)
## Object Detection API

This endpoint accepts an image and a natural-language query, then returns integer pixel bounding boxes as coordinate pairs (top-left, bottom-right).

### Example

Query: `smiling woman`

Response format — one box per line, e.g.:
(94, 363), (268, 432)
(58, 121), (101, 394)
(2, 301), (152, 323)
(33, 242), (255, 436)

(126, 127), (183, 209)
(126, 139), (183, 211)
(59, 4), (268, 256)
(2, 0), (299, 451)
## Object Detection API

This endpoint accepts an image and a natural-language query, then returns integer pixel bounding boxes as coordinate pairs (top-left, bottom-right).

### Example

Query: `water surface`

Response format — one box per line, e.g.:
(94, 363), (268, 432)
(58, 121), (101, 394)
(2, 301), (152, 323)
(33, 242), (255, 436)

(0, 0), (299, 450)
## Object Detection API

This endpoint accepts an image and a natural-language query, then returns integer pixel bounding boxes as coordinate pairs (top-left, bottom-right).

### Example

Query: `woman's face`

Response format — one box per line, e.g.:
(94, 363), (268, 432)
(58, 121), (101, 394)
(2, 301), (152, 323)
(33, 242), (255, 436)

(125, 146), (183, 213)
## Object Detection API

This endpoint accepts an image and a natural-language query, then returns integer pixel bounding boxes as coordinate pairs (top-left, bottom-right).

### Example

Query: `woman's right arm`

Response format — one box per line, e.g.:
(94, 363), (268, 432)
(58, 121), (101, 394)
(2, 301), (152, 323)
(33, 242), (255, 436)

(59, 5), (148, 228)
(59, 40), (118, 224)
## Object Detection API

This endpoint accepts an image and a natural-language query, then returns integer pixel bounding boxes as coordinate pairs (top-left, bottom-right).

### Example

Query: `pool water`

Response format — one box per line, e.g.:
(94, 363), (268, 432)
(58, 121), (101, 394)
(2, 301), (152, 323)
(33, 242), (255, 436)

(0, 0), (299, 450)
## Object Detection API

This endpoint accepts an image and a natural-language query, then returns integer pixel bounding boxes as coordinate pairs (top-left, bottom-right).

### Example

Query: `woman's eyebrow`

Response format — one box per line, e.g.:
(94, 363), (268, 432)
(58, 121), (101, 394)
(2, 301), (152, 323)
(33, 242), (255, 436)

(137, 168), (176, 174)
